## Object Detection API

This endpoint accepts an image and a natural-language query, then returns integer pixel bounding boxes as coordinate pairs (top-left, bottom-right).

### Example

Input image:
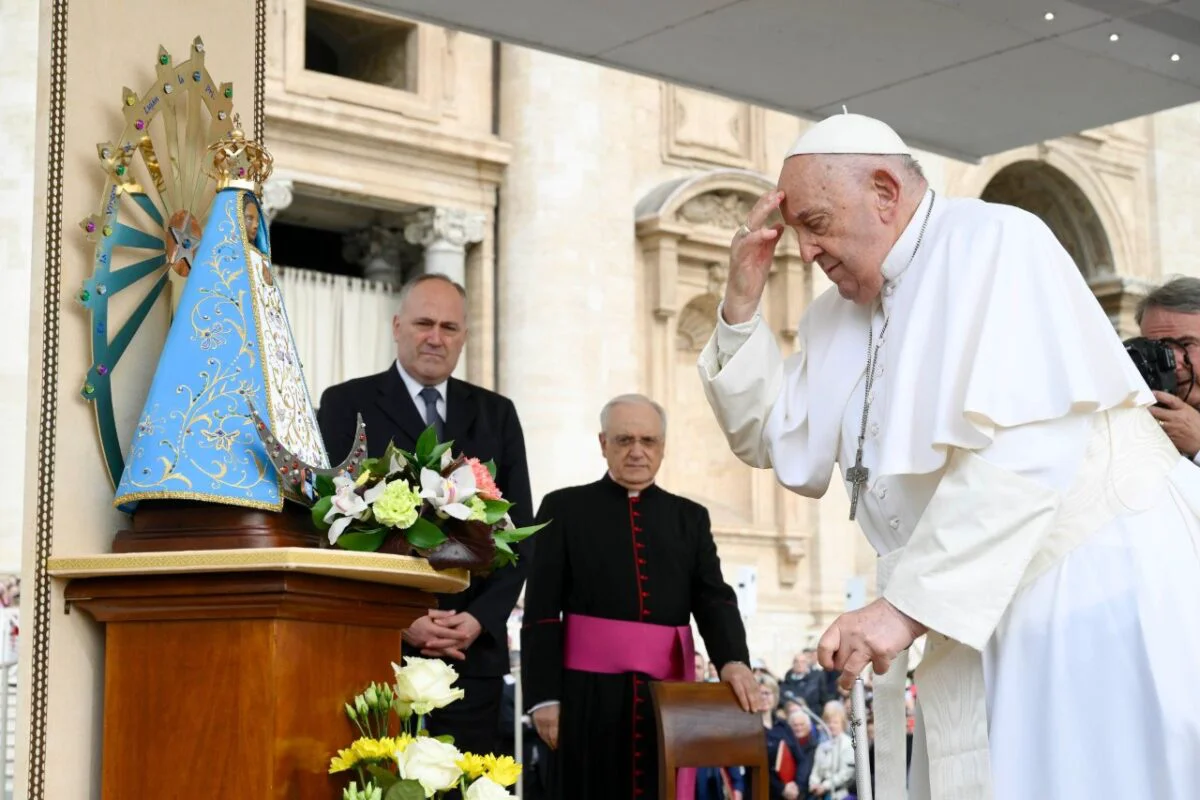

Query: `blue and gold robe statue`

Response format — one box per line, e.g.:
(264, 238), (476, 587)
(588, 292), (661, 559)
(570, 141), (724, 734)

(114, 133), (329, 512)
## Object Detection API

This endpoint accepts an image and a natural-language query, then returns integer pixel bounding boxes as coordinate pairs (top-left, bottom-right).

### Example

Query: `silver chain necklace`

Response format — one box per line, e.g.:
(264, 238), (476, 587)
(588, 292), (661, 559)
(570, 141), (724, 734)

(847, 190), (936, 520)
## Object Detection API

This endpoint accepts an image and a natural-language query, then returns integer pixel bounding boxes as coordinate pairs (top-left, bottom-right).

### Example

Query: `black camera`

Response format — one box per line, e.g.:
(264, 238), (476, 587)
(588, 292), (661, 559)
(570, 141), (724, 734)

(1124, 337), (1178, 395)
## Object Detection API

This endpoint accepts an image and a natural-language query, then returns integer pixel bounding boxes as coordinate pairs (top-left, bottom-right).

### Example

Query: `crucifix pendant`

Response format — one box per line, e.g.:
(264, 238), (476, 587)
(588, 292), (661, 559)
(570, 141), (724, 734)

(847, 447), (869, 521)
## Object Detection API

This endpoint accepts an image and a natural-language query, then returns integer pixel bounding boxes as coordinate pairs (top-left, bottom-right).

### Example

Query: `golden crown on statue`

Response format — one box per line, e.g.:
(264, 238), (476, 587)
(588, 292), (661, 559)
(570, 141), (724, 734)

(205, 114), (274, 193)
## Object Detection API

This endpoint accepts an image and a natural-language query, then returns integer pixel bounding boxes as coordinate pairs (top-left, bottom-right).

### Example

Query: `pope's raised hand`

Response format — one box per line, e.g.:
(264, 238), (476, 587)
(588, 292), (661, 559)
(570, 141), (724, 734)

(723, 189), (785, 325)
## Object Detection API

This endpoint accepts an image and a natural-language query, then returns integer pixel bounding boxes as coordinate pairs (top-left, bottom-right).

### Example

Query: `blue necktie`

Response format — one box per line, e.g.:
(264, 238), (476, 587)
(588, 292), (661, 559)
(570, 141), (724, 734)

(418, 386), (445, 440)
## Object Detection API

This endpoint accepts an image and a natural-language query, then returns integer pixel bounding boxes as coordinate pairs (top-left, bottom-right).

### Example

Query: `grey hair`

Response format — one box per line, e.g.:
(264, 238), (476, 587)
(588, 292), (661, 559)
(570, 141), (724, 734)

(1136, 276), (1200, 325)
(396, 272), (467, 314)
(824, 153), (927, 192)
(599, 393), (667, 435)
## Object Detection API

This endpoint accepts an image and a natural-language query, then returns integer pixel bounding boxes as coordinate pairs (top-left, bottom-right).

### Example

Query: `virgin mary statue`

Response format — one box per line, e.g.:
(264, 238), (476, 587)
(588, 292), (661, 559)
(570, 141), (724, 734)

(114, 122), (330, 512)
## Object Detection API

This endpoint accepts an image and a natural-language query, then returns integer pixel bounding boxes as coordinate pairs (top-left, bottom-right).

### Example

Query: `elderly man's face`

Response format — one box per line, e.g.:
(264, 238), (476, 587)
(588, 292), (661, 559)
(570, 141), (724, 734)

(392, 279), (467, 386)
(789, 713), (812, 739)
(600, 402), (665, 491)
(777, 155), (902, 304)
(792, 653), (809, 673)
(1140, 306), (1200, 404)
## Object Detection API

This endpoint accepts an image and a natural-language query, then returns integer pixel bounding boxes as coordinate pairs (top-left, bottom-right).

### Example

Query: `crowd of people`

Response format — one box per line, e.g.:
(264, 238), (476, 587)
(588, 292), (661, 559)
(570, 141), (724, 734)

(694, 651), (915, 800)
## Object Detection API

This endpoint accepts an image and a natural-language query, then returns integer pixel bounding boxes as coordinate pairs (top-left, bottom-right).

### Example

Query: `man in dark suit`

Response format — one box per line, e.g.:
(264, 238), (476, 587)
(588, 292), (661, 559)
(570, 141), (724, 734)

(318, 272), (533, 758)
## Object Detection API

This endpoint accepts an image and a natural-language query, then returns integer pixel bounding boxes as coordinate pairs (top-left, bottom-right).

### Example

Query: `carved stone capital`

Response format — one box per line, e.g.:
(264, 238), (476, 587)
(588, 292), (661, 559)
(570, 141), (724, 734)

(403, 207), (486, 251)
(260, 178), (295, 225)
(342, 225), (408, 284)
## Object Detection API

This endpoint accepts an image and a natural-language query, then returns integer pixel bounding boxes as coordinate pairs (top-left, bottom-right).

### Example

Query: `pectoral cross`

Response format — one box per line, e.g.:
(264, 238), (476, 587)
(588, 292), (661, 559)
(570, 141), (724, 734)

(847, 444), (869, 521)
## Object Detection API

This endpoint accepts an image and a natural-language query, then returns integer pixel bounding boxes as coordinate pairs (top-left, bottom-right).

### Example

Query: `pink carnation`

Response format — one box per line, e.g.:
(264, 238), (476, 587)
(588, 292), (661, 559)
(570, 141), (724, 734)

(468, 458), (502, 500)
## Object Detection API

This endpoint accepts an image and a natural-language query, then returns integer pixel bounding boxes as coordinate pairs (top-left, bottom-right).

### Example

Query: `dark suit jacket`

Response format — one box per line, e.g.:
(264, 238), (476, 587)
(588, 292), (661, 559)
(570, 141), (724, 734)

(318, 365), (533, 678)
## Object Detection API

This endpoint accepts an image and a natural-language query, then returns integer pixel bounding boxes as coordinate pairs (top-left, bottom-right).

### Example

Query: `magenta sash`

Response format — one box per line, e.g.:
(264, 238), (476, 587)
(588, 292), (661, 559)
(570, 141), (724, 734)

(564, 614), (696, 800)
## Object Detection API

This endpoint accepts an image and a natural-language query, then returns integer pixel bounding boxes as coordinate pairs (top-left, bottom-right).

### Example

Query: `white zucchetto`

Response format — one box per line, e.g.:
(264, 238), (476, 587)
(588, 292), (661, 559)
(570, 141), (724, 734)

(785, 111), (911, 158)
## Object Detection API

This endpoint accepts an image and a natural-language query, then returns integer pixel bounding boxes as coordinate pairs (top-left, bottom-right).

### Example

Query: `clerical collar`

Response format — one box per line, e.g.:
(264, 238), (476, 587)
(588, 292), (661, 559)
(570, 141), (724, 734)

(880, 188), (935, 285)
(604, 472), (653, 497)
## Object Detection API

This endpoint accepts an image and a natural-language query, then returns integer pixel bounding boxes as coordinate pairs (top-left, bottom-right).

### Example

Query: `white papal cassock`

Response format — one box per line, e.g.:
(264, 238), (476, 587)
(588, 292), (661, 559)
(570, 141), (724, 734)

(699, 188), (1200, 799)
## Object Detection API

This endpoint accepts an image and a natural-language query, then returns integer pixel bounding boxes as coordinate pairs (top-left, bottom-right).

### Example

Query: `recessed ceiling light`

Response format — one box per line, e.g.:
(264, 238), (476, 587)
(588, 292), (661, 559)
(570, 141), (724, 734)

(1109, 33), (1120, 42)
(1044, 11), (1055, 21)
(1171, 53), (1181, 62)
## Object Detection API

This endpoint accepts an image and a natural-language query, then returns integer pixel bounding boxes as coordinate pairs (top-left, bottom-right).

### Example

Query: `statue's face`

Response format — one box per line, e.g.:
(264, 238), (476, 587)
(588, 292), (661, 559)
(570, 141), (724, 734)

(244, 200), (261, 243)
(392, 279), (467, 385)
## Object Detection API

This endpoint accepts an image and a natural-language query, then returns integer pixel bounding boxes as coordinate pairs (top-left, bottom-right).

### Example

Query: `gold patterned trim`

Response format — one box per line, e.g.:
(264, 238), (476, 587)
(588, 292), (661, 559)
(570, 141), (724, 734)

(47, 547), (470, 593)
(111, 488), (284, 511)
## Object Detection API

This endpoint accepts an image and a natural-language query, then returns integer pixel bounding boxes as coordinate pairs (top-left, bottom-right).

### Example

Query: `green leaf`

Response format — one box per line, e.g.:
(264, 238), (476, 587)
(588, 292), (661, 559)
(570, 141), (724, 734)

(366, 765), (399, 789)
(433, 734), (455, 745)
(482, 499), (512, 525)
(494, 539), (514, 556)
(495, 521), (549, 544)
(334, 527), (387, 551)
(311, 496), (334, 531)
(405, 516), (448, 550)
(384, 779), (426, 800)
(427, 442), (453, 468)
(414, 426), (438, 463)
(315, 474), (335, 497)
(491, 548), (517, 571)
(483, 459), (497, 478)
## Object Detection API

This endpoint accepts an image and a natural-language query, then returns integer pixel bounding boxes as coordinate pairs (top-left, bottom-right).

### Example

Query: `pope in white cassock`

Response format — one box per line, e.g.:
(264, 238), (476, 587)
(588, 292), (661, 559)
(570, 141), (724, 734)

(699, 112), (1200, 800)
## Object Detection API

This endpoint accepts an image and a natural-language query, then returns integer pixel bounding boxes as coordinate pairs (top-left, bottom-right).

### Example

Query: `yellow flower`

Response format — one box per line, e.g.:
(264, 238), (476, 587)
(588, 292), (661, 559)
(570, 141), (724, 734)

(457, 752), (487, 780)
(351, 737), (395, 762)
(372, 480), (422, 528)
(355, 470), (373, 487)
(329, 746), (358, 774)
(390, 734), (415, 758)
(482, 754), (522, 787)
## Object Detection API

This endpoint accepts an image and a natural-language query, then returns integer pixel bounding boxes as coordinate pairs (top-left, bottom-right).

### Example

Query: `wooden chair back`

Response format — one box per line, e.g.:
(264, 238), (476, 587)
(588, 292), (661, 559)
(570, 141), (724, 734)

(650, 681), (769, 800)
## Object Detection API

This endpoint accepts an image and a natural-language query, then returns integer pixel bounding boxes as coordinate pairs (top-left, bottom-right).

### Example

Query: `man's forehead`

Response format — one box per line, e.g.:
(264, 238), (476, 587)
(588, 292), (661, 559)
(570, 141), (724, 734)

(402, 282), (465, 321)
(606, 403), (663, 432)
(777, 157), (838, 216)
(1144, 307), (1200, 333)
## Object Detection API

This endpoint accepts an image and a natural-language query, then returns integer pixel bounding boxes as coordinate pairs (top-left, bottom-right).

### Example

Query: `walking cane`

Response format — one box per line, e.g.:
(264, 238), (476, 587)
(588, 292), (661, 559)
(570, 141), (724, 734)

(848, 678), (873, 800)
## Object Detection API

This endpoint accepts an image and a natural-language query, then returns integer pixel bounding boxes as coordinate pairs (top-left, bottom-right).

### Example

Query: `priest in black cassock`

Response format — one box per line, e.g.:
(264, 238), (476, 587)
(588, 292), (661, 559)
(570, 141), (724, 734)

(521, 394), (761, 800)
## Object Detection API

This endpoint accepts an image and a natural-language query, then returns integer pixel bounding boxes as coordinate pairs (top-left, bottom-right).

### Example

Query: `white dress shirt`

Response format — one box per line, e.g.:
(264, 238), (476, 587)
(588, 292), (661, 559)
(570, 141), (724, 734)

(395, 360), (447, 424)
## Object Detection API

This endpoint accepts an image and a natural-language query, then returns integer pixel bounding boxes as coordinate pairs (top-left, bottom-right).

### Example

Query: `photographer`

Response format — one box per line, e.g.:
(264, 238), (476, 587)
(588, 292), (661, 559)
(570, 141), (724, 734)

(1137, 277), (1200, 459)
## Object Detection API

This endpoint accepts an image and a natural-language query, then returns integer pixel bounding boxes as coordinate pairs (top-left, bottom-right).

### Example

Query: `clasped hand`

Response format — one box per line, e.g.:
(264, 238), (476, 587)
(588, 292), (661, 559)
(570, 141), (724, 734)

(402, 609), (483, 661)
(817, 598), (927, 690)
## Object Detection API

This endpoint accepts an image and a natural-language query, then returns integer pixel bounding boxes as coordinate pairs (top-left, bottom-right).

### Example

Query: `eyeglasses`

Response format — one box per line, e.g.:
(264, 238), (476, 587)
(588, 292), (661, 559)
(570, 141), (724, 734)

(609, 435), (663, 449)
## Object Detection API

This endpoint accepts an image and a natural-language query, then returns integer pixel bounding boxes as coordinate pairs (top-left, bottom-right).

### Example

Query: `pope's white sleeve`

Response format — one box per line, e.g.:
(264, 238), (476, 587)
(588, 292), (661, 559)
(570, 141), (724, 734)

(697, 304), (785, 469)
(883, 414), (1090, 650)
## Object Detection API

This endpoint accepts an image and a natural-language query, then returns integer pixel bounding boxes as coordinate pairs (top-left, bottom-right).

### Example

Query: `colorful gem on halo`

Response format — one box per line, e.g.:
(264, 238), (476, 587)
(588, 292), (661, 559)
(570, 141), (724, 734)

(224, 87), (233, 99)
(97, 364), (109, 376)
(218, 111), (227, 121)
(193, 70), (201, 82)
(124, 95), (136, 106)
(85, 221), (95, 233)
(159, 53), (169, 65)
(237, 167), (246, 177)
(102, 225), (112, 237)
(82, 383), (95, 397)
(100, 148), (112, 159)
(115, 165), (126, 177)
(135, 120), (145, 131)
(97, 284), (108, 296)
(163, 83), (173, 95)
(78, 289), (91, 302)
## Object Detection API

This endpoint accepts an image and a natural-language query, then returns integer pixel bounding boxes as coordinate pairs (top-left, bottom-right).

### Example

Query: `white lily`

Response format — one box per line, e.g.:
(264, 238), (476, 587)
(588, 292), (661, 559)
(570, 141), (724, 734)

(419, 465), (478, 521)
(325, 475), (370, 544)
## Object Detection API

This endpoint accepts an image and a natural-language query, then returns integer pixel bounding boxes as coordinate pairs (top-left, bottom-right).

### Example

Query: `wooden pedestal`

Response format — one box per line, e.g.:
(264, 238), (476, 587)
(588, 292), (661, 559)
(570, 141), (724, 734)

(64, 570), (438, 800)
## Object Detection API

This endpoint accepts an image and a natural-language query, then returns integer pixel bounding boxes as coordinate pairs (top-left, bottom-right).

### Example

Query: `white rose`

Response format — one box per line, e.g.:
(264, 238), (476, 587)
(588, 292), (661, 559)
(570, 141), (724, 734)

(392, 657), (465, 716)
(395, 737), (463, 798)
(465, 776), (512, 800)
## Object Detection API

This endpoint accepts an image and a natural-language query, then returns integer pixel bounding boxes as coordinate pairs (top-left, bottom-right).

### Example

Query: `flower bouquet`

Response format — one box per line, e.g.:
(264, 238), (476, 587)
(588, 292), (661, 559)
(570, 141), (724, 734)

(307, 426), (545, 574)
(332, 657), (521, 800)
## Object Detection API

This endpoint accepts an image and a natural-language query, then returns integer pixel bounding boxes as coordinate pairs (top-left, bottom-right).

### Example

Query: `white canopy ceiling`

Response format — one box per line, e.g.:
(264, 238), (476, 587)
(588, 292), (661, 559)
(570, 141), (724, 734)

(352, 0), (1200, 161)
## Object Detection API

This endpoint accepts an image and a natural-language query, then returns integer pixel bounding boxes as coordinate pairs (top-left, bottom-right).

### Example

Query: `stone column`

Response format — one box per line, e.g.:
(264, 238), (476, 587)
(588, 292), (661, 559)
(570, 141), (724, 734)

(402, 206), (485, 287)
(260, 177), (294, 226)
(498, 46), (640, 503)
(342, 226), (408, 286)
